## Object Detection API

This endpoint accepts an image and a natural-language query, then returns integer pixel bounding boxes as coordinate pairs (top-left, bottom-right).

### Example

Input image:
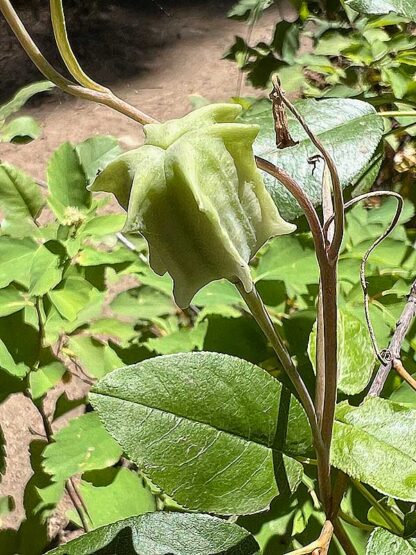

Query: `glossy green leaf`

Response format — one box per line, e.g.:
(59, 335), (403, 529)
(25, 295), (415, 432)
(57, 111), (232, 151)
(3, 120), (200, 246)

(309, 309), (376, 395)
(0, 338), (29, 378)
(0, 287), (30, 318)
(145, 321), (208, 355)
(228, 0), (273, 20)
(0, 81), (54, 121)
(255, 235), (319, 295)
(240, 98), (384, 220)
(29, 245), (63, 297)
(81, 214), (126, 236)
(0, 117), (41, 144)
(366, 528), (416, 554)
(91, 352), (306, 515)
(332, 398), (416, 502)
(46, 512), (260, 555)
(67, 468), (156, 530)
(43, 413), (122, 482)
(0, 238), (37, 289)
(48, 277), (94, 321)
(29, 361), (66, 399)
(75, 136), (122, 186)
(47, 142), (90, 213)
(0, 164), (44, 221)
(110, 287), (175, 322)
(348, 0), (416, 20)
(66, 336), (124, 379)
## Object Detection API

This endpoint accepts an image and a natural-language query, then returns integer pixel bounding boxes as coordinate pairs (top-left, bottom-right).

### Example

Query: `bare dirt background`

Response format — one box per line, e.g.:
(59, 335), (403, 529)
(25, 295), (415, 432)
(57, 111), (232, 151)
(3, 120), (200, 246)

(0, 0), (292, 535)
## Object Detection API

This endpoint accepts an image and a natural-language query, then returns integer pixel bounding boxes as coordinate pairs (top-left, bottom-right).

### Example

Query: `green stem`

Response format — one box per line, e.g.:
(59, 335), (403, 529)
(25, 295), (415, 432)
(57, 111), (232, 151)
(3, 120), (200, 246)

(235, 281), (331, 511)
(379, 111), (416, 117)
(352, 479), (403, 535)
(338, 510), (374, 532)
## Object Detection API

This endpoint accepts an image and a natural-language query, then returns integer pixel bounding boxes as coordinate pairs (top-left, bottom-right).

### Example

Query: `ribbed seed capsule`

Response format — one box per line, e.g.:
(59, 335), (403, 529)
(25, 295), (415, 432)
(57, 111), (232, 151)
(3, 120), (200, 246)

(90, 104), (295, 307)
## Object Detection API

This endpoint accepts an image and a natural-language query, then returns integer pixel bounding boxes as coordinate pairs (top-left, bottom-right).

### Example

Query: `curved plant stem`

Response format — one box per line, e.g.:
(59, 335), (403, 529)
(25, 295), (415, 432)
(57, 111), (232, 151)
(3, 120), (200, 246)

(379, 111), (416, 117)
(0, 0), (157, 125)
(50, 0), (107, 92)
(235, 281), (331, 512)
(392, 359), (416, 392)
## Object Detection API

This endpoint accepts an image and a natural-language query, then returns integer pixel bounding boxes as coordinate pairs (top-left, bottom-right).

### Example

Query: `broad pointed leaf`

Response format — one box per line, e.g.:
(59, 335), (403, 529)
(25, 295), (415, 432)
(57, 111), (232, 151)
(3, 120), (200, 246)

(0, 237), (37, 289)
(76, 136), (123, 186)
(46, 512), (260, 555)
(366, 528), (416, 554)
(47, 142), (90, 212)
(29, 245), (63, 296)
(240, 98), (384, 220)
(332, 398), (416, 502)
(0, 81), (54, 121)
(67, 468), (156, 530)
(348, 0), (416, 19)
(0, 163), (44, 221)
(0, 286), (30, 318)
(42, 413), (122, 482)
(90, 352), (307, 515)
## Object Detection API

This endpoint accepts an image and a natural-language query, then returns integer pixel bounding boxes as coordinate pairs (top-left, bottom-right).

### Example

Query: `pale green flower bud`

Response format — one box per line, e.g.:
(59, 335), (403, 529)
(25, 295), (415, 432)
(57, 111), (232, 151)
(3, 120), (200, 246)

(90, 104), (295, 307)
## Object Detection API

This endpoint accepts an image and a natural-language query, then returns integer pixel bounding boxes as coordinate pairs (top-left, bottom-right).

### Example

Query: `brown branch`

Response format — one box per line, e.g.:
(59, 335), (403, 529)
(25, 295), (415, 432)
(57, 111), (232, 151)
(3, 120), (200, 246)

(393, 359), (416, 392)
(369, 279), (416, 396)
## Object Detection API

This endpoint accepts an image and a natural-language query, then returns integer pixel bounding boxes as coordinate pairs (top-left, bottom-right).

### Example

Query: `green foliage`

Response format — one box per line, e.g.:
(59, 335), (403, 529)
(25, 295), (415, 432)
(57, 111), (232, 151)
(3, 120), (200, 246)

(45, 512), (260, 555)
(366, 527), (416, 553)
(348, 0), (416, 19)
(90, 352), (307, 515)
(0, 81), (54, 144)
(332, 398), (416, 501)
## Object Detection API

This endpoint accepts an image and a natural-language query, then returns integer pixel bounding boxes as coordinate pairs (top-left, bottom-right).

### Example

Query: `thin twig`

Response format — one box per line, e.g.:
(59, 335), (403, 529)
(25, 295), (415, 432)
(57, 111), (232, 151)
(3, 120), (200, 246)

(326, 191), (404, 364)
(369, 279), (416, 396)
(285, 521), (333, 555)
(0, 0), (156, 125)
(392, 359), (416, 392)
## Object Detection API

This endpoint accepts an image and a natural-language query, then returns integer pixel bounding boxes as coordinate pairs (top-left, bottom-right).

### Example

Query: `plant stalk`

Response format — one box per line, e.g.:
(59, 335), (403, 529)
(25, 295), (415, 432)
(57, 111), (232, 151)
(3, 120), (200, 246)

(236, 281), (331, 511)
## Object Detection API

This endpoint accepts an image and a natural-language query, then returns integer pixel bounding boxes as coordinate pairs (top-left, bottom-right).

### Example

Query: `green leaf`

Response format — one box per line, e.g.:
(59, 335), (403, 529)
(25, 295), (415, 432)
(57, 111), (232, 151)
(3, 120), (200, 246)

(228, 0), (273, 20)
(0, 164), (44, 220)
(29, 244), (63, 297)
(308, 309), (376, 395)
(366, 528), (416, 554)
(45, 512), (260, 555)
(42, 413), (122, 482)
(67, 468), (156, 530)
(110, 287), (175, 322)
(145, 321), (208, 355)
(81, 214), (126, 236)
(0, 496), (14, 526)
(0, 117), (41, 144)
(332, 398), (416, 502)
(29, 361), (66, 399)
(348, 0), (416, 20)
(75, 136), (123, 186)
(0, 81), (54, 121)
(0, 238), (37, 289)
(0, 286), (30, 318)
(48, 277), (94, 321)
(47, 142), (90, 213)
(66, 336), (124, 379)
(240, 98), (384, 220)
(390, 374), (416, 407)
(0, 338), (29, 378)
(90, 352), (305, 515)
(255, 235), (319, 295)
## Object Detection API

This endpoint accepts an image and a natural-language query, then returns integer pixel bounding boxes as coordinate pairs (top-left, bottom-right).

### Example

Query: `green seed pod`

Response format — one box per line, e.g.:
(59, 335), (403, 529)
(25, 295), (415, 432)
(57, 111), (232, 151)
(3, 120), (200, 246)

(90, 104), (295, 307)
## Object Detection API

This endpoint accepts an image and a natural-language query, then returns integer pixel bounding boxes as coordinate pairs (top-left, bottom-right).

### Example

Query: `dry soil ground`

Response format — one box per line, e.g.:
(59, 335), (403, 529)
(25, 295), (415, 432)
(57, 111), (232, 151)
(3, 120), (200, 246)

(0, 0), (290, 535)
